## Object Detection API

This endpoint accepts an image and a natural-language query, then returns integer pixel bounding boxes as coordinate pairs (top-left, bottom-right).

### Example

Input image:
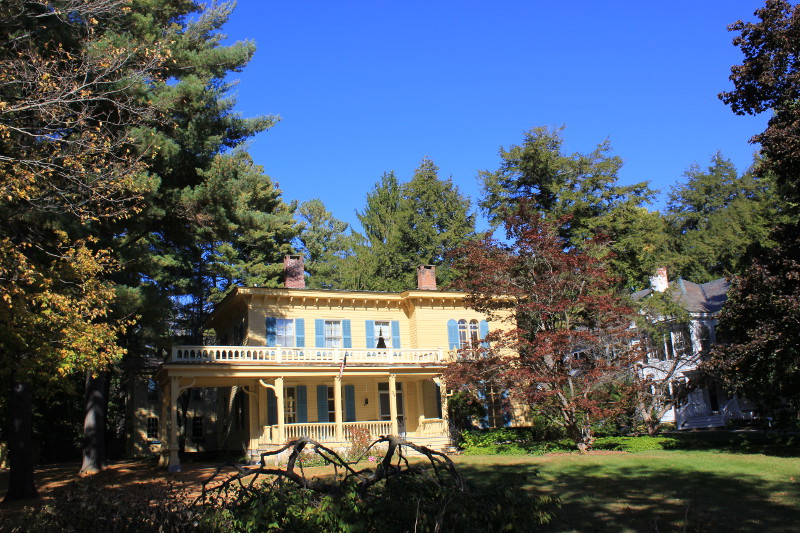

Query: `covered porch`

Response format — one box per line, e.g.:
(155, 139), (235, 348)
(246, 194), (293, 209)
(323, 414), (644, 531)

(155, 359), (449, 471)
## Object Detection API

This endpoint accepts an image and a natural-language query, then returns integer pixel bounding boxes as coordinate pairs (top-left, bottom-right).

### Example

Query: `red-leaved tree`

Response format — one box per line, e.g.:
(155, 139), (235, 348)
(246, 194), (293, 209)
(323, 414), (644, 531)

(444, 209), (640, 451)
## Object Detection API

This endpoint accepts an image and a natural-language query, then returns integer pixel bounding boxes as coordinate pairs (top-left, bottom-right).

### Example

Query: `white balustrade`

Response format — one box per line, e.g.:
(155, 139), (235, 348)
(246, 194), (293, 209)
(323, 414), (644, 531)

(261, 421), (395, 444)
(171, 346), (444, 365)
(416, 418), (445, 437)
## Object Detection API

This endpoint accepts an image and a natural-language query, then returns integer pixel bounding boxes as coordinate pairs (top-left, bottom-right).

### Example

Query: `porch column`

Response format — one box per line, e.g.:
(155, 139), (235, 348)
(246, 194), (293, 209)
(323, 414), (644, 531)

(168, 376), (181, 472)
(276, 377), (285, 443)
(258, 383), (268, 427)
(334, 375), (344, 441)
(247, 383), (260, 460)
(434, 377), (449, 433)
(158, 380), (170, 468)
(389, 373), (398, 435)
(417, 380), (426, 421)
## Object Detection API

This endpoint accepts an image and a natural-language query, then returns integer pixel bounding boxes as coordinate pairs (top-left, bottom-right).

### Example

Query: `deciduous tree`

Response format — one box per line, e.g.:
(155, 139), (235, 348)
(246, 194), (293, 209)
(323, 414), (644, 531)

(0, 0), (168, 499)
(444, 206), (640, 451)
(719, 0), (800, 205)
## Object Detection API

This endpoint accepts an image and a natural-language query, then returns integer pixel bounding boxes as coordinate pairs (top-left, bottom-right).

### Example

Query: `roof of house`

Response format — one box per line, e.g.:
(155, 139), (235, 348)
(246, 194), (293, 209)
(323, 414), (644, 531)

(632, 277), (729, 314)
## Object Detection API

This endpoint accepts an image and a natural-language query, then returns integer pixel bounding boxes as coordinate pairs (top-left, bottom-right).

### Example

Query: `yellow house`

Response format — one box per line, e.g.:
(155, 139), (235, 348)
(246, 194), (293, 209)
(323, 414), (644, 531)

(153, 256), (492, 471)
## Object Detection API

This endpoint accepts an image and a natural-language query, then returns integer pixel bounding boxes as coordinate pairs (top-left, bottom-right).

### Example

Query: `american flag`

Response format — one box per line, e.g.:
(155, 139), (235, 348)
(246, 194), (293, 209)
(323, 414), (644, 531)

(338, 352), (347, 378)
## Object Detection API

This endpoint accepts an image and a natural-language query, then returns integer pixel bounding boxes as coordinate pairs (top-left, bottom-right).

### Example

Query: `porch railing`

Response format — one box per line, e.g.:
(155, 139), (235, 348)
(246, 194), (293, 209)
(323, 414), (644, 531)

(416, 418), (445, 437)
(171, 346), (445, 365)
(260, 420), (393, 444)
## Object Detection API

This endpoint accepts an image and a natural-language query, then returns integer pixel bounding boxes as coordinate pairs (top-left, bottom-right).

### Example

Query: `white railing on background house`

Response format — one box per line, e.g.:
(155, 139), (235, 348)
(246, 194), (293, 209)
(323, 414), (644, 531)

(170, 346), (446, 365)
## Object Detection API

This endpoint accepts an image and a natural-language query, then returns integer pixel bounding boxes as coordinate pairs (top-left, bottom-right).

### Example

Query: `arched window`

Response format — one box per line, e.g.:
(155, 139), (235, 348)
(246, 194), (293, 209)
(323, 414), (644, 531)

(469, 319), (479, 346)
(458, 319), (468, 348)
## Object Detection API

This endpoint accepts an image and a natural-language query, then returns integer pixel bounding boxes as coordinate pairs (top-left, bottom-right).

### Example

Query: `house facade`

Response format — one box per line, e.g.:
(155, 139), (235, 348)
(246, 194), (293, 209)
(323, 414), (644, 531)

(634, 268), (754, 429)
(145, 257), (498, 471)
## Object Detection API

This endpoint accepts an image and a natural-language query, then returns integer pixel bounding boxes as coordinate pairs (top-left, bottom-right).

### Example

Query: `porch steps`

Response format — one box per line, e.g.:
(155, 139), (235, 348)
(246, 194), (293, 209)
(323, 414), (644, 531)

(679, 414), (726, 430)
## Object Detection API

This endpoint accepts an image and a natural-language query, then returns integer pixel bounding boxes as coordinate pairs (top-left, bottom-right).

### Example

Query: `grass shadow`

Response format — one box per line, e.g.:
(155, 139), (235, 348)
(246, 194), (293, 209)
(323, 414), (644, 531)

(457, 455), (800, 532)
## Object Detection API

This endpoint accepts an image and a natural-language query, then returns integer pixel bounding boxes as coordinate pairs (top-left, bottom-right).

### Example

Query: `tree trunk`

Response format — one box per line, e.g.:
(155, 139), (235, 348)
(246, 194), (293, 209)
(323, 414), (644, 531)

(4, 380), (39, 501)
(80, 370), (108, 475)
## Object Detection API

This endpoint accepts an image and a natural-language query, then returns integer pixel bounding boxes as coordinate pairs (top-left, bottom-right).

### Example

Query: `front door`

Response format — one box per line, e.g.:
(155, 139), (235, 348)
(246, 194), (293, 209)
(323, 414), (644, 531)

(378, 382), (405, 434)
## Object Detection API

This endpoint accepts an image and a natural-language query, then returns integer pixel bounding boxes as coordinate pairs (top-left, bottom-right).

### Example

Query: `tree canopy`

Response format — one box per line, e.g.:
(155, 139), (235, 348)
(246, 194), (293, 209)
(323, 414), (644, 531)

(665, 152), (784, 282)
(348, 158), (475, 291)
(444, 206), (640, 451)
(479, 126), (660, 289)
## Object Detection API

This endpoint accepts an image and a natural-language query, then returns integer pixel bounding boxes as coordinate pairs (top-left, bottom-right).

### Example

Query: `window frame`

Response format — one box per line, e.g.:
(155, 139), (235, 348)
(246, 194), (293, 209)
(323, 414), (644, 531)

(324, 320), (342, 348)
(276, 318), (295, 347)
(146, 417), (159, 440)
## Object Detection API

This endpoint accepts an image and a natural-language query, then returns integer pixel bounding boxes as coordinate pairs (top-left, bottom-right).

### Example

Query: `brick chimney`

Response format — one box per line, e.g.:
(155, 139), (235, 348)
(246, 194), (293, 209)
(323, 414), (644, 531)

(284, 255), (305, 289)
(650, 266), (668, 293)
(417, 265), (437, 290)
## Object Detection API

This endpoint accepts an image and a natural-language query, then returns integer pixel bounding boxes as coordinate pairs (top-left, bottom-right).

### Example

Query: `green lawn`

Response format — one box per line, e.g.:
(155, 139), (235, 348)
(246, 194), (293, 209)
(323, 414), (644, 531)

(453, 450), (800, 532)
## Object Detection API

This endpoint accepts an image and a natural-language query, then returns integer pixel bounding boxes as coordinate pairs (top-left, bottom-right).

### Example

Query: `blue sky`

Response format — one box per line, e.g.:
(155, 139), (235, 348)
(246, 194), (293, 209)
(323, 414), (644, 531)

(222, 1), (768, 231)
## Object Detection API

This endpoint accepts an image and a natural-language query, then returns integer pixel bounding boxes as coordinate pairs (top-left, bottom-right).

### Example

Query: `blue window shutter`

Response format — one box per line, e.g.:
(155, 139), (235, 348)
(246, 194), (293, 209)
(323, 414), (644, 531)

(345, 384), (356, 422)
(297, 385), (308, 423)
(317, 385), (329, 422)
(447, 319), (459, 349)
(315, 319), (324, 347)
(265, 317), (277, 347)
(295, 318), (305, 347)
(479, 320), (490, 348)
(267, 388), (277, 426)
(342, 320), (352, 348)
(391, 321), (401, 348)
(365, 320), (375, 348)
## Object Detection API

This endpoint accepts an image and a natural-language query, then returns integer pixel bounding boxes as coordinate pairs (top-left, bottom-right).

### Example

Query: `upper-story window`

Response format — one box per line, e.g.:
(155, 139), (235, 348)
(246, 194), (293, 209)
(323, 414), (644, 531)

(266, 317), (305, 347)
(146, 378), (159, 403)
(325, 320), (342, 348)
(373, 321), (391, 349)
(458, 319), (480, 349)
(448, 319), (489, 351)
(276, 318), (295, 347)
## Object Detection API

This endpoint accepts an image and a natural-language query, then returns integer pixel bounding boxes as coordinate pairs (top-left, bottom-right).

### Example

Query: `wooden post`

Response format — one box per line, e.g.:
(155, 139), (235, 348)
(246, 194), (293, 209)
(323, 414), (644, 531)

(389, 374), (398, 436)
(168, 377), (180, 472)
(276, 377), (285, 443)
(158, 381), (169, 468)
(247, 383), (259, 461)
(334, 376), (344, 441)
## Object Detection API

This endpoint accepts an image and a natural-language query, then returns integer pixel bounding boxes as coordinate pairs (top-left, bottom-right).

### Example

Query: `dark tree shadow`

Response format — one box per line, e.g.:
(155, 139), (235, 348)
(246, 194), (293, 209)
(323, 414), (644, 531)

(457, 460), (800, 532)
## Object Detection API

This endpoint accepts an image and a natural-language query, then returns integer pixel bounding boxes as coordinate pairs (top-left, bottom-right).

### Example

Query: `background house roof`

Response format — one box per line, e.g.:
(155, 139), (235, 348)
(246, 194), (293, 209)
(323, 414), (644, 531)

(632, 278), (730, 314)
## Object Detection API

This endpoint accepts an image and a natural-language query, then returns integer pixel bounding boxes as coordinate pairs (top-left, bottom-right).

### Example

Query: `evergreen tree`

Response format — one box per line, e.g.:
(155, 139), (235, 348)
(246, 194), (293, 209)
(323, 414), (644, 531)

(351, 159), (475, 291)
(665, 152), (784, 282)
(296, 199), (356, 289)
(479, 126), (659, 288)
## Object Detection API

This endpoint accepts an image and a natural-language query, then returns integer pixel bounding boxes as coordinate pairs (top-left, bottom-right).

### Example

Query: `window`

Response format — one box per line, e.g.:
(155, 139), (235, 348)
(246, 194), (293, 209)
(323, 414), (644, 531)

(276, 318), (295, 347)
(191, 387), (204, 401)
(192, 416), (204, 440)
(373, 321), (391, 349)
(458, 319), (480, 349)
(285, 386), (297, 424)
(325, 320), (342, 348)
(378, 382), (404, 422)
(146, 379), (159, 403)
(146, 417), (159, 440)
